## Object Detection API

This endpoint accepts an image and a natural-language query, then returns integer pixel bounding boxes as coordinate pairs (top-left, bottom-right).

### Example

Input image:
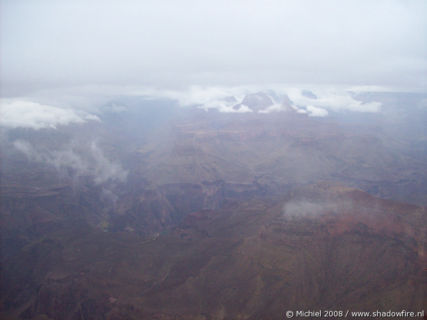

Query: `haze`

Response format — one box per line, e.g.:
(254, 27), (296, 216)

(2, 0), (427, 95)
(1, 1), (427, 319)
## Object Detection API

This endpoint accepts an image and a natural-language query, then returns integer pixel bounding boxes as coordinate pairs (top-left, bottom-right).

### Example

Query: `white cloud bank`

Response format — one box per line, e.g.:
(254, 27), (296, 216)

(0, 99), (99, 129)
(135, 85), (381, 116)
(139, 86), (252, 113)
(0, 85), (383, 122)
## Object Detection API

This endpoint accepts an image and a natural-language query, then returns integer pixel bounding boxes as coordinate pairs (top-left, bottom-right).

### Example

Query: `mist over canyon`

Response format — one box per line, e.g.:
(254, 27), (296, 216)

(1, 88), (426, 319)
(2, 1), (427, 318)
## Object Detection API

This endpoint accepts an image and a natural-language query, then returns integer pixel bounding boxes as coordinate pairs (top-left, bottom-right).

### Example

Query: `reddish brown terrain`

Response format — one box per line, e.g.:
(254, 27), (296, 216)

(1, 92), (427, 319)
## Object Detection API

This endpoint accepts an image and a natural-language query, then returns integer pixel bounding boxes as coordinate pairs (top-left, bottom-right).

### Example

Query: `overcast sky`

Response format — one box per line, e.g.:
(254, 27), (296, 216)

(1, 0), (426, 95)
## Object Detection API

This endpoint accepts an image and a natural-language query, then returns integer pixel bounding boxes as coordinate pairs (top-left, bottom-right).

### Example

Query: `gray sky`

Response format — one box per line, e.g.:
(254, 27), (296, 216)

(2, 0), (427, 95)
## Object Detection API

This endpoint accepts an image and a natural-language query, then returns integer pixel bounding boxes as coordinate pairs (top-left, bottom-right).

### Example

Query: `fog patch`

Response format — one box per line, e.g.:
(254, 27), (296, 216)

(13, 140), (128, 185)
(282, 199), (352, 219)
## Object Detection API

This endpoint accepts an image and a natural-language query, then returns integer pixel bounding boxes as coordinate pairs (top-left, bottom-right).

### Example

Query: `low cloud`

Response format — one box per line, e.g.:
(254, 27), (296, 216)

(0, 85), (383, 121)
(139, 86), (252, 113)
(306, 105), (329, 117)
(258, 103), (288, 114)
(13, 140), (128, 184)
(136, 85), (382, 115)
(0, 99), (99, 130)
(287, 88), (382, 113)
